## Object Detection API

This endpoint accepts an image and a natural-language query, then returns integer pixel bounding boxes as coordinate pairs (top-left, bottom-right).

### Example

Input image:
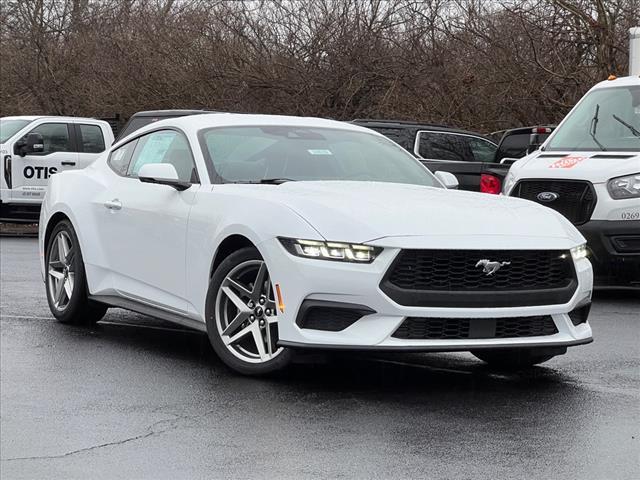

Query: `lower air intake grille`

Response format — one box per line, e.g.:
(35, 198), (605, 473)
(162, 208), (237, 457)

(392, 316), (558, 340)
(296, 301), (375, 332)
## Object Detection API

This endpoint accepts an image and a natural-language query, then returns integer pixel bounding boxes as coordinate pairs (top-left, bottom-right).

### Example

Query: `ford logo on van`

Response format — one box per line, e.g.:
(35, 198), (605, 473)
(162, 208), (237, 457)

(537, 191), (559, 202)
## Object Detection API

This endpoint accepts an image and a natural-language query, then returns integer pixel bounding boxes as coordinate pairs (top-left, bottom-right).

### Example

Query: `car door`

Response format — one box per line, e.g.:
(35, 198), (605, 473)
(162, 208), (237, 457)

(10, 122), (78, 203)
(95, 129), (199, 313)
(416, 131), (498, 191)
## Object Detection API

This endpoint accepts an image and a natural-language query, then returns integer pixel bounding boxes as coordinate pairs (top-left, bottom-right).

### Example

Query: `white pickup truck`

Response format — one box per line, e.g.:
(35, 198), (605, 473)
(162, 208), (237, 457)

(504, 31), (640, 289)
(1, 116), (114, 222)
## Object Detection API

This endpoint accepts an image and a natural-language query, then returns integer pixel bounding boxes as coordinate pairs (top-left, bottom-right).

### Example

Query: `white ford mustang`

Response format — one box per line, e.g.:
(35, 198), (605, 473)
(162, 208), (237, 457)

(38, 114), (593, 375)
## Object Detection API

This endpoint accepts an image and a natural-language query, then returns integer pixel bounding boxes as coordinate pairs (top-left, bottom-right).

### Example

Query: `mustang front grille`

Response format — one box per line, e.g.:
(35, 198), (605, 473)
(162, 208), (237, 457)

(380, 249), (577, 307)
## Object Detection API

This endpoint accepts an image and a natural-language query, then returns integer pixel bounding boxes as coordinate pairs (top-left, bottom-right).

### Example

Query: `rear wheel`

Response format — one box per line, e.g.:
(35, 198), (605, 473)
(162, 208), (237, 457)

(471, 349), (557, 369)
(205, 247), (292, 375)
(45, 220), (107, 324)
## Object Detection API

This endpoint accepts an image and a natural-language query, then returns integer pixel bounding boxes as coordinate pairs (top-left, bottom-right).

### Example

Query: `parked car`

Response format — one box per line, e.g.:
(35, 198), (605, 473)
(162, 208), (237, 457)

(504, 75), (640, 289)
(352, 119), (507, 193)
(39, 113), (592, 375)
(1, 116), (114, 223)
(115, 109), (216, 141)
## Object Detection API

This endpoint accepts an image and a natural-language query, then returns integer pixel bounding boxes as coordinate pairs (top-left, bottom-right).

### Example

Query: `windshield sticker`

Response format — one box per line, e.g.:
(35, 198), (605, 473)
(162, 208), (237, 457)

(549, 156), (587, 169)
(307, 149), (332, 155)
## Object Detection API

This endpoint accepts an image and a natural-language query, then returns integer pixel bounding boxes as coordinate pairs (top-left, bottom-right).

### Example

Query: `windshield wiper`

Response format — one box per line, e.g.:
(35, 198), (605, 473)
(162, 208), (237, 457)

(258, 178), (296, 185)
(590, 104), (607, 151)
(612, 114), (640, 138)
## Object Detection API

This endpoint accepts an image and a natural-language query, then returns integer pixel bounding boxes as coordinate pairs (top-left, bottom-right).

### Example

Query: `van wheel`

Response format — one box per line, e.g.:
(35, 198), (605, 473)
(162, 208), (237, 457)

(45, 220), (107, 324)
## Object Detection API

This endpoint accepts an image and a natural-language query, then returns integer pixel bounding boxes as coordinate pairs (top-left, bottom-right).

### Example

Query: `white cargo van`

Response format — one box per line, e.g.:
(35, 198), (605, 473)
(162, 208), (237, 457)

(0, 116), (114, 222)
(504, 28), (640, 289)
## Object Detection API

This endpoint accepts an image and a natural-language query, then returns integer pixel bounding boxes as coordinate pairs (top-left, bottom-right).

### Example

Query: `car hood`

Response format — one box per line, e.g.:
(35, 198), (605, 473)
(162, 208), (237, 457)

(515, 151), (640, 183)
(225, 181), (583, 246)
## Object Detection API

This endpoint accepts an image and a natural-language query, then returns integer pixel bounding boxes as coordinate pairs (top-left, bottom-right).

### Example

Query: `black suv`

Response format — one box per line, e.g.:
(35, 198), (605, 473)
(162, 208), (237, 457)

(352, 119), (505, 192)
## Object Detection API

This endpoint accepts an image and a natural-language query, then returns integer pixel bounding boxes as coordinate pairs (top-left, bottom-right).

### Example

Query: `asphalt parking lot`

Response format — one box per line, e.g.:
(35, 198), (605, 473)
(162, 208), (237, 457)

(1, 236), (638, 479)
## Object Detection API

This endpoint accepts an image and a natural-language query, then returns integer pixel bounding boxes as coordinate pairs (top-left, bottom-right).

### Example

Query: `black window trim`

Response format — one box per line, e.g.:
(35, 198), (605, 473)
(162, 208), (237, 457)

(413, 130), (498, 162)
(106, 126), (200, 184)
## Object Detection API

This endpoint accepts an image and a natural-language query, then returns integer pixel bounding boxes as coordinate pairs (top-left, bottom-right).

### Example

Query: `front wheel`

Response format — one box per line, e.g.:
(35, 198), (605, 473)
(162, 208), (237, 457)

(45, 220), (107, 324)
(205, 247), (292, 375)
(471, 349), (557, 369)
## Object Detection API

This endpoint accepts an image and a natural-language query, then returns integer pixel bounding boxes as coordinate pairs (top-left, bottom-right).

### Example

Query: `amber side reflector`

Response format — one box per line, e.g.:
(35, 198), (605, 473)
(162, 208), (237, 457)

(607, 74), (617, 80)
(275, 283), (285, 313)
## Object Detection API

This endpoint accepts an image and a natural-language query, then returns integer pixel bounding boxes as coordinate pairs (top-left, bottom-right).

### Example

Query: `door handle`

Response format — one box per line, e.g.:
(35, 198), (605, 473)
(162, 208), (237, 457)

(104, 199), (122, 211)
(61, 161), (76, 166)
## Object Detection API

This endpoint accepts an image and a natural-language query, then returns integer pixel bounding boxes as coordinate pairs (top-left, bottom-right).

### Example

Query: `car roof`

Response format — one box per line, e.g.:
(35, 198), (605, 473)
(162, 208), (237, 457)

(590, 75), (640, 90)
(1, 115), (107, 123)
(351, 119), (490, 138)
(128, 109), (218, 117)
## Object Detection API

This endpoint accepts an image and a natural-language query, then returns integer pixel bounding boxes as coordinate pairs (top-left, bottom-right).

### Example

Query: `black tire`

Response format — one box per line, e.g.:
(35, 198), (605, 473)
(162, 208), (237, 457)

(45, 219), (107, 325)
(205, 247), (292, 375)
(471, 349), (556, 369)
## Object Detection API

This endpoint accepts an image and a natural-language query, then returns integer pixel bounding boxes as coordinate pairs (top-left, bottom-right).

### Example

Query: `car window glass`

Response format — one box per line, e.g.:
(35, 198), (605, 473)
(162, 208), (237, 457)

(200, 126), (441, 188)
(418, 132), (468, 161)
(26, 123), (71, 155)
(78, 124), (105, 153)
(468, 137), (498, 162)
(129, 130), (197, 182)
(108, 140), (137, 175)
(364, 126), (416, 151)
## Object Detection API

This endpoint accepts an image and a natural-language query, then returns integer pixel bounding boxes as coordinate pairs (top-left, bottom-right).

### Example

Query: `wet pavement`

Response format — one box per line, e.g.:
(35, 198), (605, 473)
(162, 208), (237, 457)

(1, 237), (638, 479)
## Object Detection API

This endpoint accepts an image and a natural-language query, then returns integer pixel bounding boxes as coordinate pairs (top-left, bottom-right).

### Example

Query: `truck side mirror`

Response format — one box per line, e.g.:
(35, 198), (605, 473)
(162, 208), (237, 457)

(527, 133), (543, 154)
(14, 133), (44, 157)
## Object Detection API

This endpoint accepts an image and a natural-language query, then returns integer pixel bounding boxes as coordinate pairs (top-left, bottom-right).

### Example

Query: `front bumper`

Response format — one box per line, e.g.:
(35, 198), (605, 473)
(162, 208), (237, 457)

(261, 238), (594, 350)
(578, 220), (640, 289)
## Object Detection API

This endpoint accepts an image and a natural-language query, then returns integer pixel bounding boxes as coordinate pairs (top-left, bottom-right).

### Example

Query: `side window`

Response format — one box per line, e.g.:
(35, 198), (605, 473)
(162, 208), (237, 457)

(418, 132), (469, 161)
(108, 140), (137, 175)
(128, 130), (197, 183)
(26, 123), (71, 155)
(468, 138), (498, 162)
(78, 124), (106, 153)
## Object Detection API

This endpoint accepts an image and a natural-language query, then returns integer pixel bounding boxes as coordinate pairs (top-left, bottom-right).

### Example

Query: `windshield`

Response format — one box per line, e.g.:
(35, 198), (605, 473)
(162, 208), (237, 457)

(0, 119), (32, 143)
(199, 126), (441, 187)
(545, 86), (640, 152)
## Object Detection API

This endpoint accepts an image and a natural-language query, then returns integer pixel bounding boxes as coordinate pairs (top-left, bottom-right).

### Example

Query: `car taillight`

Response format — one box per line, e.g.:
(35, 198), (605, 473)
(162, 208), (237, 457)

(480, 173), (501, 194)
(3, 155), (11, 189)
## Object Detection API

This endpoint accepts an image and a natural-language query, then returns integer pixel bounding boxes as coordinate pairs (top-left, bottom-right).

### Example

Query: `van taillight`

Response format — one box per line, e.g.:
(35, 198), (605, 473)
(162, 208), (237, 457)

(3, 155), (11, 189)
(480, 173), (501, 194)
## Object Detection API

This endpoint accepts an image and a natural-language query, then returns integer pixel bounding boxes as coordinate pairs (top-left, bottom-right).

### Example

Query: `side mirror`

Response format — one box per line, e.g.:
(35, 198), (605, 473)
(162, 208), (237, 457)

(499, 157), (519, 165)
(434, 171), (459, 189)
(138, 163), (191, 191)
(528, 133), (543, 154)
(14, 133), (44, 157)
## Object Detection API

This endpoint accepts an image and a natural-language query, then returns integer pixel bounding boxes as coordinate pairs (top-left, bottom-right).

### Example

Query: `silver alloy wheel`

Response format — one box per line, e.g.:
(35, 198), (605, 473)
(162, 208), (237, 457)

(215, 259), (283, 364)
(47, 231), (76, 311)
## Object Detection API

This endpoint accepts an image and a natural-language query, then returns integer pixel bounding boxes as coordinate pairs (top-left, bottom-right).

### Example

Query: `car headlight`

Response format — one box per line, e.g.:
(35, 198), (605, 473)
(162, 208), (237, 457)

(279, 238), (382, 263)
(607, 173), (640, 199)
(571, 244), (588, 260)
